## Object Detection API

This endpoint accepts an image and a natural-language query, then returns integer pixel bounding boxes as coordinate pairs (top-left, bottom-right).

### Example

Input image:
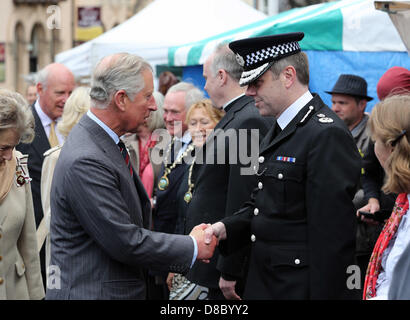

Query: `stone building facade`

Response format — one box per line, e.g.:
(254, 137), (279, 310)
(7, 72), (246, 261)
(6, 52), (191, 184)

(0, 0), (151, 95)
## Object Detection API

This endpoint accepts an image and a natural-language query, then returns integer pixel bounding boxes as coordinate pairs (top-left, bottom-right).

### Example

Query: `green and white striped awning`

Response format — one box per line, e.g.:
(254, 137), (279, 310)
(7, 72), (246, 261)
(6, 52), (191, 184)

(168, 0), (406, 67)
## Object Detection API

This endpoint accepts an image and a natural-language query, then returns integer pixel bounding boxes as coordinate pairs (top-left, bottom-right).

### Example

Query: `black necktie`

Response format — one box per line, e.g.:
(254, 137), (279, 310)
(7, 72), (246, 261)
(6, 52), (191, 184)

(118, 140), (133, 177)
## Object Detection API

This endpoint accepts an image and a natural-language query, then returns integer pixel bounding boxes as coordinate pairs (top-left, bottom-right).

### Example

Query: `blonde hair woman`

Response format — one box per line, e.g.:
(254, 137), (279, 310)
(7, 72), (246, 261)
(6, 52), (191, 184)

(168, 99), (224, 300)
(37, 87), (91, 270)
(363, 94), (410, 300)
(0, 89), (44, 299)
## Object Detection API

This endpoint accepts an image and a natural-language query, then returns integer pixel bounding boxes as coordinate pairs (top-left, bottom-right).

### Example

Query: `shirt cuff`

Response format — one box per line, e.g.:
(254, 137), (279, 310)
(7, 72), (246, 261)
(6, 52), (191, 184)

(189, 235), (198, 267)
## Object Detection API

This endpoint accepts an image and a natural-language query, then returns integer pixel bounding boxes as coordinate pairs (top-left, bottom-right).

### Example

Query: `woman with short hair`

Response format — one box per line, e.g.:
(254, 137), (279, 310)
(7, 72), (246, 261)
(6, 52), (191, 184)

(0, 89), (44, 300)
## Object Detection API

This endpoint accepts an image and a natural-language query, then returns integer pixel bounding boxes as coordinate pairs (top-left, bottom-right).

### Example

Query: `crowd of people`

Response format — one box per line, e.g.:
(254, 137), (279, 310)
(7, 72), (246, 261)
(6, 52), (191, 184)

(0, 31), (409, 300)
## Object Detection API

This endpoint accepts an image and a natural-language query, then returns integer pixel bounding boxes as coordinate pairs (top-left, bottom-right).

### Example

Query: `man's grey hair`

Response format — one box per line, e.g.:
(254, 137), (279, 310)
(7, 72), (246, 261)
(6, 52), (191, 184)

(269, 51), (310, 86)
(210, 43), (243, 82)
(90, 53), (153, 109)
(166, 82), (204, 110)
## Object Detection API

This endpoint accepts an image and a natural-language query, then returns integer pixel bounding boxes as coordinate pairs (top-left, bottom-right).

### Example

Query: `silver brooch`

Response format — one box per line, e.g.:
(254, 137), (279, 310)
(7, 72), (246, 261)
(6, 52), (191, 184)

(236, 53), (245, 67)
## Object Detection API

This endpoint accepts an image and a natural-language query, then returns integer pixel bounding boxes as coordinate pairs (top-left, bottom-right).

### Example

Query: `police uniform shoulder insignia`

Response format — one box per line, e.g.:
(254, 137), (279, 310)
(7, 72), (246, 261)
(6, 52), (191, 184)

(316, 113), (326, 118)
(235, 53), (245, 67)
(318, 117), (334, 123)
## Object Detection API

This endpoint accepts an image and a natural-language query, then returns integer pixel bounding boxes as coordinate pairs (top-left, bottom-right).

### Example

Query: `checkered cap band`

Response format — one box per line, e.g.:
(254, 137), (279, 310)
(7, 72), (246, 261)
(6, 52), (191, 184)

(245, 41), (300, 68)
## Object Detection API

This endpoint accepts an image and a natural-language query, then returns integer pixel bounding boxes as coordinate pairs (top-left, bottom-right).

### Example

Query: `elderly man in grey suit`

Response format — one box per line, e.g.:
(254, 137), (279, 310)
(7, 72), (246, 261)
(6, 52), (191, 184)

(46, 53), (216, 300)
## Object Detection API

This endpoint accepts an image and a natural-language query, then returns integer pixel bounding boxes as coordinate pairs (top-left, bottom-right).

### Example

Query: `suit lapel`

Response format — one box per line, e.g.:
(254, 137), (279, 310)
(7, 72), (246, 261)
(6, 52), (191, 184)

(80, 115), (150, 227)
(216, 110), (235, 130)
(132, 174), (151, 229)
(31, 106), (50, 157)
(194, 95), (254, 181)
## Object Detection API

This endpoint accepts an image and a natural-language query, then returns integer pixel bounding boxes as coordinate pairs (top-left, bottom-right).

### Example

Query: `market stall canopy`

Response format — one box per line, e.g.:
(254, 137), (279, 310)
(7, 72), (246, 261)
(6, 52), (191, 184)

(168, 0), (410, 112)
(55, 0), (267, 80)
(375, 1), (410, 54)
(169, 0), (407, 67)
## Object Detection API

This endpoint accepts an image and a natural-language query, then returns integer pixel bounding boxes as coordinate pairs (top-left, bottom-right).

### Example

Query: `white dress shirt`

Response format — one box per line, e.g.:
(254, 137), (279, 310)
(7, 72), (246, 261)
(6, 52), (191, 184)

(277, 91), (313, 130)
(175, 130), (192, 159)
(35, 100), (65, 145)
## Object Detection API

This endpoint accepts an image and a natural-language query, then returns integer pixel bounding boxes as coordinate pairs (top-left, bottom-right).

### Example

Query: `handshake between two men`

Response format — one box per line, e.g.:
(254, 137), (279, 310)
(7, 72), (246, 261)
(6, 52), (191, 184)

(189, 222), (227, 262)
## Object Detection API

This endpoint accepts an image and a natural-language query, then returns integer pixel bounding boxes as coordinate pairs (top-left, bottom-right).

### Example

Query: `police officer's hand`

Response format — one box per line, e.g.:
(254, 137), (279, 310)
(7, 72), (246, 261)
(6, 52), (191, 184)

(219, 277), (241, 300)
(204, 222), (226, 244)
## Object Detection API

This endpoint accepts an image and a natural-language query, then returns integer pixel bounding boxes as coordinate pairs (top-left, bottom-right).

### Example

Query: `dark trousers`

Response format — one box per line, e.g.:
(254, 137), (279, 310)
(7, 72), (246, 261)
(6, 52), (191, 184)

(146, 274), (169, 300)
(208, 287), (226, 300)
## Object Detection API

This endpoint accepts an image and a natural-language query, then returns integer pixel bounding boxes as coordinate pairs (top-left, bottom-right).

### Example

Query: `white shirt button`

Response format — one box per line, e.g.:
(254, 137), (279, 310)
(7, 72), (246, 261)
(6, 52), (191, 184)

(258, 182), (263, 189)
(294, 259), (301, 265)
(254, 208), (259, 216)
(251, 234), (256, 242)
(258, 156), (265, 163)
(278, 173), (284, 180)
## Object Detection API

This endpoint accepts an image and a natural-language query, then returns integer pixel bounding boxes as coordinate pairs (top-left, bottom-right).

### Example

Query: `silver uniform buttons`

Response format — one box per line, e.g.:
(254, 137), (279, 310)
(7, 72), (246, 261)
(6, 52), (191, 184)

(251, 234), (256, 242)
(278, 173), (284, 180)
(258, 156), (265, 164)
(258, 182), (263, 189)
(294, 259), (301, 265)
(254, 208), (259, 216)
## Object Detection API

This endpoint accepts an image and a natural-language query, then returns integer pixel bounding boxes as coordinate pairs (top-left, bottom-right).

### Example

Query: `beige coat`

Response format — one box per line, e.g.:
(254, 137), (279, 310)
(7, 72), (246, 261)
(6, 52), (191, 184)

(37, 145), (61, 269)
(0, 151), (45, 300)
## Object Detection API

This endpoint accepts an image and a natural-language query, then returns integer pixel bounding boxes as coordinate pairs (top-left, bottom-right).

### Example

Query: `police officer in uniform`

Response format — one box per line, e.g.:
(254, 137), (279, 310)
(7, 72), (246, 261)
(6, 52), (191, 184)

(204, 32), (362, 299)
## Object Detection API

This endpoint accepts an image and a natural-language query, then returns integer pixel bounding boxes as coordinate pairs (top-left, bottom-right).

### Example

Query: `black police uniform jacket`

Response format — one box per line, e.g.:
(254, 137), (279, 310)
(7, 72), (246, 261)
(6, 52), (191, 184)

(220, 94), (361, 299)
(185, 95), (273, 290)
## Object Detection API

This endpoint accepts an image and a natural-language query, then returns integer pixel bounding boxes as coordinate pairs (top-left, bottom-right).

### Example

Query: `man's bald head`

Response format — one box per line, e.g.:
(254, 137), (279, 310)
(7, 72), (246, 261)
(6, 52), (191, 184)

(37, 63), (75, 120)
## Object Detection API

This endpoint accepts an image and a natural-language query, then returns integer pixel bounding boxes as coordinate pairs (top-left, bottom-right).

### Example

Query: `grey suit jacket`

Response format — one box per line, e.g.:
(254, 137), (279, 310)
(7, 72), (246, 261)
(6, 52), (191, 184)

(46, 115), (194, 300)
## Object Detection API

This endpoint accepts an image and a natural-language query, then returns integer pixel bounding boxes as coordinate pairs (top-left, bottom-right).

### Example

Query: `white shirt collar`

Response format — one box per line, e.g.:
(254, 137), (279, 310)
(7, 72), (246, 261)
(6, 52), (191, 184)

(222, 94), (245, 110)
(277, 91), (313, 130)
(87, 110), (120, 145)
(176, 130), (192, 144)
(35, 100), (56, 127)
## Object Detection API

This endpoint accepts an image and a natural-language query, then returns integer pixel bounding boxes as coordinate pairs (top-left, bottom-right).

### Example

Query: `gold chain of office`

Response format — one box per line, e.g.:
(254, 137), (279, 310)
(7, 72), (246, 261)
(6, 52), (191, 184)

(158, 137), (195, 191)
